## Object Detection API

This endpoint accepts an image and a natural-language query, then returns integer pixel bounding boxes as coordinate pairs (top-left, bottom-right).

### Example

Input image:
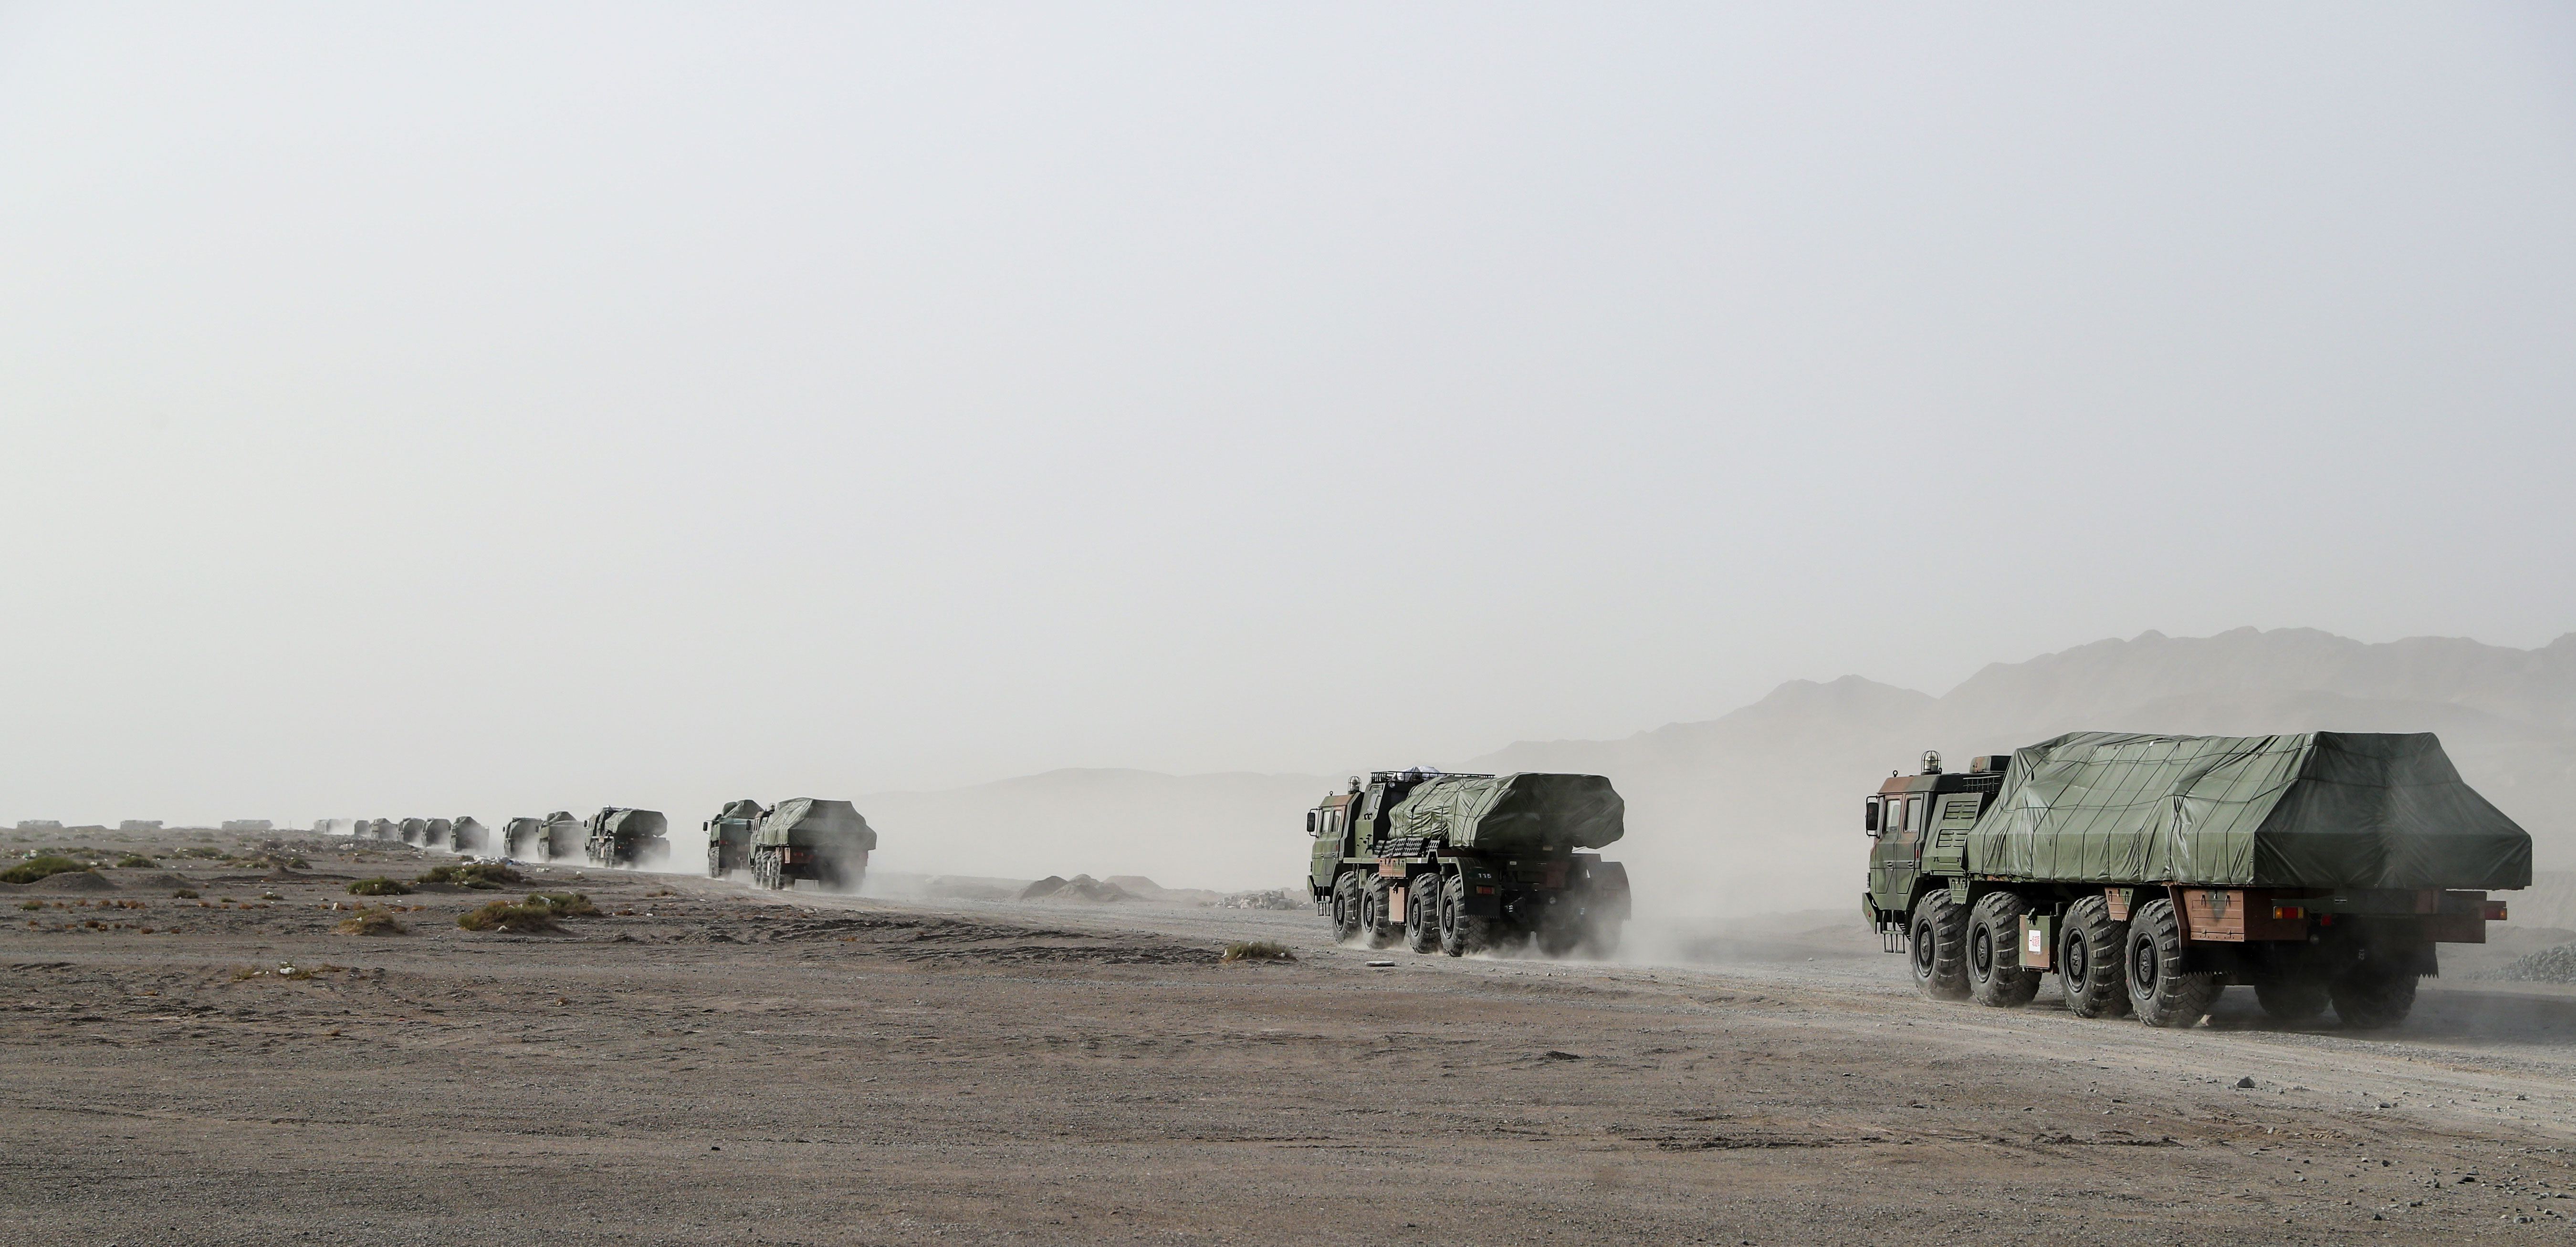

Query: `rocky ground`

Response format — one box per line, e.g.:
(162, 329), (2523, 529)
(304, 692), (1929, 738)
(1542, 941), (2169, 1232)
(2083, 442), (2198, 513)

(4, 833), (2575, 1246)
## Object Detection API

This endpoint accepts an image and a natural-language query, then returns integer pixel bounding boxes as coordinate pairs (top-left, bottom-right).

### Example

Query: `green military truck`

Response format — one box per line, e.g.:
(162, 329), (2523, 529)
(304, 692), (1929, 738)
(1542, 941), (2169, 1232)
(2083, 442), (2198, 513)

(1308, 769), (1630, 958)
(501, 816), (547, 859)
(703, 799), (766, 877)
(745, 798), (877, 891)
(449, 816), (490, 857)
(1864, 732), (2529, 1029)
(583, 808), (671, 869)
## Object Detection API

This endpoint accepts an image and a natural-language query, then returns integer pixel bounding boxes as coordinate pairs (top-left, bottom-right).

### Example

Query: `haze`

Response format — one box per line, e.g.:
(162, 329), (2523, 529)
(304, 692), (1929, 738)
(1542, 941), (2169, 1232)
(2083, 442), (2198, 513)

(5, 4), (2574, 857)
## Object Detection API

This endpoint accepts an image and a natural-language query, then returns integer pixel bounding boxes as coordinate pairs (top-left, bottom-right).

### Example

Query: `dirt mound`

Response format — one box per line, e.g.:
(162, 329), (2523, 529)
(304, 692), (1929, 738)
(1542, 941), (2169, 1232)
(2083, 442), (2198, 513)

(2495, 943), (2576, 984)
(1104, 876), (1225, 906)
(1017, 874), (1133, 903)
(18, 871), (117, 893)
(111, 872), (197, 891)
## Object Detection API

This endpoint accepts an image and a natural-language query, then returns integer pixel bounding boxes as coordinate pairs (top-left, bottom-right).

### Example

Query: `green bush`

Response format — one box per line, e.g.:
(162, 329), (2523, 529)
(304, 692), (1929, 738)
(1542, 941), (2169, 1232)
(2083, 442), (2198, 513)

(525, 892), (600, 917)
(15, 900), (39, 911)
(335, 909), (405, 936)
(419, 863), (522, 890)
(114, 854), (157, 868)
(1, 856), (92, 885)
(1220, 940), (1297, 963)
(171, 888), (200, 899)
(457, 900), (560, 933)
(347, 877), (412, 896)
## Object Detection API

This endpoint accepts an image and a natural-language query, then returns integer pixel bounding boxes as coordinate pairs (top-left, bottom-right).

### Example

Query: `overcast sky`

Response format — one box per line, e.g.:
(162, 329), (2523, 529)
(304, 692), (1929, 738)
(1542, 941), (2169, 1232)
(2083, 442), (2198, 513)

(4, 3), (2573, 826)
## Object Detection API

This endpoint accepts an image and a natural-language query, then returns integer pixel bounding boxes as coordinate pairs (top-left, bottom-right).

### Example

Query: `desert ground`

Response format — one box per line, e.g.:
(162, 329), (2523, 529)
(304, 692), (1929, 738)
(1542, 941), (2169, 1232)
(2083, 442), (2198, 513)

(5, 833), (2575, 1247)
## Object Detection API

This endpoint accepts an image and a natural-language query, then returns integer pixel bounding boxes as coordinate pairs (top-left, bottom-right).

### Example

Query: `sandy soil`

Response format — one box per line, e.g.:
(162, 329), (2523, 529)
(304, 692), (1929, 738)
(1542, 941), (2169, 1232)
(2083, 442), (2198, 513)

(6, 838), (2576, 1246)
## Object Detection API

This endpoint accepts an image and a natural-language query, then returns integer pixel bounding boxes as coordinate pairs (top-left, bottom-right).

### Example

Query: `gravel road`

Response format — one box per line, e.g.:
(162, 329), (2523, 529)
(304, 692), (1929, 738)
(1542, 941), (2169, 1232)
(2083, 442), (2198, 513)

(6, 851), (2574, 1246)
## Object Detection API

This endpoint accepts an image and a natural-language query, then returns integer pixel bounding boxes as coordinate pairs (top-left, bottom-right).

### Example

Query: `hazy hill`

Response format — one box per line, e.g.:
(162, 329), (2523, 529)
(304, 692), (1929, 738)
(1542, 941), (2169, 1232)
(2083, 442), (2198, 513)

(850, 628), (2574, 923)
(1473, 628), (2576, 919)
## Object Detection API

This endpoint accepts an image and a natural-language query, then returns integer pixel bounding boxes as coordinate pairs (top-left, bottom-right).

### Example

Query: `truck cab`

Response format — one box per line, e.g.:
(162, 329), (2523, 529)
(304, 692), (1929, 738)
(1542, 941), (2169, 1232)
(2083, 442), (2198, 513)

(1863, 751), (2009, 942)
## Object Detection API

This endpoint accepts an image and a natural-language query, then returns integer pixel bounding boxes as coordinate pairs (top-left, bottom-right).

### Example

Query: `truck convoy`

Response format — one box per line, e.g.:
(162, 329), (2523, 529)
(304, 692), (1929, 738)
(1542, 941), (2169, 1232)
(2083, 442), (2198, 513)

(583, 807), (671, 869)
(1308, 769), (1629, 958)
(1864, 732), (2530, 1029)
(702, 798), (878, 891)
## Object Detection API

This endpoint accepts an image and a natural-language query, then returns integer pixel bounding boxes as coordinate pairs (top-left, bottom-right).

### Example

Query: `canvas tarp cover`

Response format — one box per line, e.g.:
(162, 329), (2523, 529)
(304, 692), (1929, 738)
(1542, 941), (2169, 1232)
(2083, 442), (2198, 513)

(753, 798), (879, 851)
(1385, 773), (1624, 852)
(602, 809), (667, 842)
(1968, 732), (2530, 889)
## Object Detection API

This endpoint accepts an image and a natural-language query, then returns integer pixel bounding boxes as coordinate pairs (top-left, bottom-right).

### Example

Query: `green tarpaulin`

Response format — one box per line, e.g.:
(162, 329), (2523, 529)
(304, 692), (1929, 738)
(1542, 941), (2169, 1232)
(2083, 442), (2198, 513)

(1968, 732), (2529, 889)
(1386, 773), (1624, 852)
(752, 798), (879, 851)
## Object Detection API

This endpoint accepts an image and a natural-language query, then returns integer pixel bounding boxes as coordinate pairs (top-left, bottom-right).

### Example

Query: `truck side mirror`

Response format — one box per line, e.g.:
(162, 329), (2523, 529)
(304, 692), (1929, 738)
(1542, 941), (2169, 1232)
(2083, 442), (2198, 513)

(1305, 811), (1320, 838)
(1864, 799), (1881, 838)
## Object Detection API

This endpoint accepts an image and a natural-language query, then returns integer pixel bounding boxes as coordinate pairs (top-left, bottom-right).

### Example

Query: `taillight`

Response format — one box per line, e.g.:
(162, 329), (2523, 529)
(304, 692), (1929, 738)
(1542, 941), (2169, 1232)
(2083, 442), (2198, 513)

(2482, 901), (2509, 922)
(2271, 905), (2306, 921)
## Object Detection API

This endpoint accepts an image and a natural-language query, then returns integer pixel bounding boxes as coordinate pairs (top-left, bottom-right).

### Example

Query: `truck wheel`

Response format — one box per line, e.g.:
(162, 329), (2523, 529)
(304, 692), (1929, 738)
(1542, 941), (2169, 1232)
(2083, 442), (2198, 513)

(1908, 891), (1970, 1000)
(1359, 877), (1402, 949)
(1403, 877), (1439, 954)
(2253, 973), (2330, 1023)
(1438, 873), (1491, 957)
(707, 845), (723, 879)
(1967, 892), (2042, 1008)
(1330, 873), (1364, 943)
(2126, 898), (2220, 1028)
(2058, 895), (2132, 1018)
(2328, 960), (2417, 1030)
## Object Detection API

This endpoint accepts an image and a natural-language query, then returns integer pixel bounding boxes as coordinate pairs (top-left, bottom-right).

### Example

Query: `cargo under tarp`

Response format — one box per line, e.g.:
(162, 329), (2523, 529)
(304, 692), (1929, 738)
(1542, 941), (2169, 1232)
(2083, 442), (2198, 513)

(1385, 773), (1624, 852)
(1968, 732), (2530, 889)
(752, 798), (879, 852)
(598, 809), (667, 842)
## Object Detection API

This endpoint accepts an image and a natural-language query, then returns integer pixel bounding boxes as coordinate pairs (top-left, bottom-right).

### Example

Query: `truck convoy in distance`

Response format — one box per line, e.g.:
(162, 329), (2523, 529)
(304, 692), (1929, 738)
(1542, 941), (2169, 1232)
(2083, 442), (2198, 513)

(1308, 769), (1630, 958)
(702, 798), (878, 891)
(1864, 732), (2531, 1030)
(583, 808), (671, 869)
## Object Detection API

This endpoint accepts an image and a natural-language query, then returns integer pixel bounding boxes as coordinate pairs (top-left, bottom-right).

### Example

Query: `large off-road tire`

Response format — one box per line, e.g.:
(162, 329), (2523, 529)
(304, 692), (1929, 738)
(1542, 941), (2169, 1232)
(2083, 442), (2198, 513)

(1330, 872), (1365, 943)
(2329, 959), (2418, 1030)
(1908, 890), (1970, 1000)
(1359, 877), (1403, 949)
(2253, 973), (2331, 1023)
(1403, 876), (1440, 954)
(708, 844), (725, 878)
(2126, 897), (2220, 1028)
(1438, 873), (1494, 957)
(2058, 895), (2132, 1018)
(1967, 891), (2043, 1008)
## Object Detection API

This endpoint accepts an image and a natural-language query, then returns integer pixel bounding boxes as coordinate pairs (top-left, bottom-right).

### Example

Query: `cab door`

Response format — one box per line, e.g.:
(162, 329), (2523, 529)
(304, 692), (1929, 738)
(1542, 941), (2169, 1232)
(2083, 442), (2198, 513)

(1307, 798), (1347, 894)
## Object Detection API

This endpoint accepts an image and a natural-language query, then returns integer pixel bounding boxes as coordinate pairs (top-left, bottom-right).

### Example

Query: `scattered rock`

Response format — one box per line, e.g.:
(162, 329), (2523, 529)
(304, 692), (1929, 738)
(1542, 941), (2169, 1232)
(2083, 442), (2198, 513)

(2236, 1076), (2257, 1088)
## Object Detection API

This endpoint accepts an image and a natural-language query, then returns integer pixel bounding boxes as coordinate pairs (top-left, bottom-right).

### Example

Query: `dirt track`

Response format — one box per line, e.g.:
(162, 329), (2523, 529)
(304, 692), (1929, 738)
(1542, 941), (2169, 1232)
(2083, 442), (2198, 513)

(6, 851), (2576, 1246)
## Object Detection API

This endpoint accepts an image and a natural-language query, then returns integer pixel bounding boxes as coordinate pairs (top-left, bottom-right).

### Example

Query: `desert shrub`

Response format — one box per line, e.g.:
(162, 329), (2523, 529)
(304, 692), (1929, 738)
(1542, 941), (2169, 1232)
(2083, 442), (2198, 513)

(171, 888), (199, 899)
(335, 909), (406, 936)
(114, 854), (157, 868)
(1220, 940), (1297, 963)
(420, 863), (522, 889)
(457, 900), (560, 934)
(525, 892), (600, 917)
(15, 900), (38, 911)
(347, 877), (412, 896)
(1, 856), (91, 885)
(174, 847), (225, 860)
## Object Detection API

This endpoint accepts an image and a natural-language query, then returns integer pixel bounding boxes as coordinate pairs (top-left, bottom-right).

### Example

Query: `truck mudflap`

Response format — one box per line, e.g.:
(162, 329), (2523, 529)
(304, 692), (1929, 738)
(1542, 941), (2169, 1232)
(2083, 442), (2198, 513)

(1457, 863), (1504, 918)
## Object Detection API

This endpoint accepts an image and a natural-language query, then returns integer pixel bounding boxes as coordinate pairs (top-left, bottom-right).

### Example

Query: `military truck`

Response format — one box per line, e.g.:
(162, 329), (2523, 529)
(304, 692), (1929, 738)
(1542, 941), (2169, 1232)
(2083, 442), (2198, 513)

(540, 811), (583, 860)
(397, 817), (428, 845)
(1863, 732), (2529, 1029)
(450, 816), (490, 857)
(501, 816), (547, 859)
(1307, 769), (1630, 958)
(703, 799), (766, 877)
(424, 818), (454, 851)
(746, 799), (876, 891)
(583, 808), (671, 869)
